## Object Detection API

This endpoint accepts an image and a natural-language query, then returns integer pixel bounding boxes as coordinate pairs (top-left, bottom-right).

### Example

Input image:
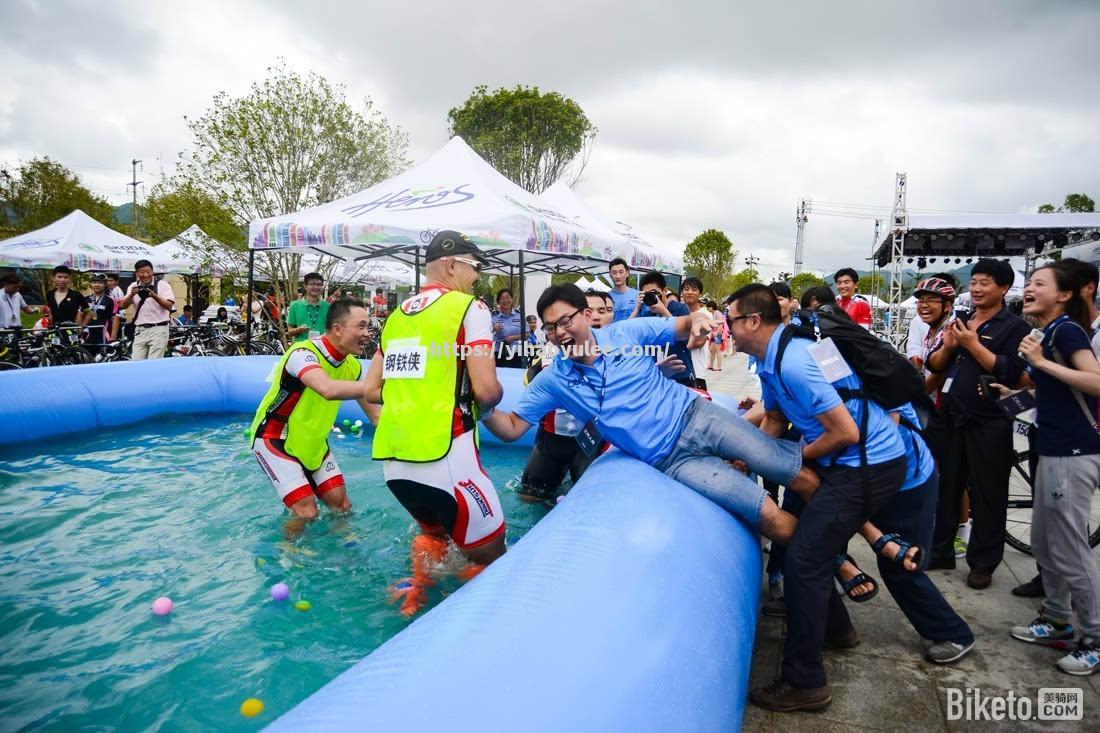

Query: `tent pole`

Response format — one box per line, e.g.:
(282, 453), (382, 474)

(246, 249), (255, 351)
(518, 251), (526, 356)
(414, 248), (421, 294)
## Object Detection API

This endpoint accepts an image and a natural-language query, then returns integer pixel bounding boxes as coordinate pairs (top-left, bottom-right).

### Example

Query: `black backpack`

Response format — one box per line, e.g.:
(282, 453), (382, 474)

(775, 305), (932, 506)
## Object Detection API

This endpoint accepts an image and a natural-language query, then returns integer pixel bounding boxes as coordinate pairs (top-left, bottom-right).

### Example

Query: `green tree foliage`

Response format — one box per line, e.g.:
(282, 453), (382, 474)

(684, 229), (737, 297)
(787, 272), (827, 299)
(1, 157), (114, 234)
(725, 267), (761, 294)
(448, 85), (597, 194)
(1038, 193), (1095, 213)
(859, 272), (886, 299)
(145, 182), (245, 248)
(176, 61), (409, 338)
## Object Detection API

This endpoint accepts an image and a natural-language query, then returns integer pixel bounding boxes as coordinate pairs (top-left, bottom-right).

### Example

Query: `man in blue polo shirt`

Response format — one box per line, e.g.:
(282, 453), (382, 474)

(607, 257), (638, 323)
(481, 283), (821, 544)
(726, 284), (908, 712)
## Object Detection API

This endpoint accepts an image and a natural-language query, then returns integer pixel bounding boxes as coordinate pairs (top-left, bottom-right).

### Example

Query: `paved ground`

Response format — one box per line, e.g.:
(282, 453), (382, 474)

(706, 352), (1100, 732)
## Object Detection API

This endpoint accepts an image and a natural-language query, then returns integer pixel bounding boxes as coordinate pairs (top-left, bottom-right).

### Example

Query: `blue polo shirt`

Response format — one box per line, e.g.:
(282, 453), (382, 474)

(608, 287), (639, 323)
(891, 403), (934, 491)
(758, 327), (904, 467)
(640, 299), (695, 385)
(514, 317), (697, 464)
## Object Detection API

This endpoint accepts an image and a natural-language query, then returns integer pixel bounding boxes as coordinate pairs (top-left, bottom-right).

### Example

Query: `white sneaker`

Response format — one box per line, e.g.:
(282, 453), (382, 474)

(1056, 639), (1100, 676)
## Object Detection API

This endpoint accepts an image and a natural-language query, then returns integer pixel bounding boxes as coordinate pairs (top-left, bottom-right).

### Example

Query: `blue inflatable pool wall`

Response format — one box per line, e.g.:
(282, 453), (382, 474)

(0, 358), (760, 731)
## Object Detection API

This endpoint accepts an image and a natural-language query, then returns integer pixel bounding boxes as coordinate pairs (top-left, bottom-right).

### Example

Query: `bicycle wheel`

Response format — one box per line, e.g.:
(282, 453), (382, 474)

(0, 360), (23, 371)
(246, 340), (278, 356)
(1004, 451), (1035, 556)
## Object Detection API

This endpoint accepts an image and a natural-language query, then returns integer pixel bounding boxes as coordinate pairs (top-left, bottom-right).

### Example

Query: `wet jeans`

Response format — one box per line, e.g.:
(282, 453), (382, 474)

(655, 397), (802, 527)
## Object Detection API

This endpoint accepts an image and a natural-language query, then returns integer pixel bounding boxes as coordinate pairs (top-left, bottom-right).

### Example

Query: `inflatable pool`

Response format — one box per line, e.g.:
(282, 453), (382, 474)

(0, 358), (761, 731)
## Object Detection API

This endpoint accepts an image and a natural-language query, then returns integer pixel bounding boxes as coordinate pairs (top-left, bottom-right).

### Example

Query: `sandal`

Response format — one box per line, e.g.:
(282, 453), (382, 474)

(871, 533), (922, 574)
(834, 554), (878, 603)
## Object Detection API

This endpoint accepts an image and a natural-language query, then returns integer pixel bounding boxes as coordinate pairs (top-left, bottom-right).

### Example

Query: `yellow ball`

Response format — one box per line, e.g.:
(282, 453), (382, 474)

(239, 697), (264, 718)
(295, 600), (311, 612)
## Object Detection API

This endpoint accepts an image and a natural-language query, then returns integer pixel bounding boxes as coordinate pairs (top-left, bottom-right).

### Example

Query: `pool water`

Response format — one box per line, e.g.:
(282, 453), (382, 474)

(0, 415), (543, 731)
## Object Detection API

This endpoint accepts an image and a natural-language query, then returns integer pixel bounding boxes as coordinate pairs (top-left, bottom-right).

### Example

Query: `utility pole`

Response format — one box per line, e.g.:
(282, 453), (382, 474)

(127, 158), (143, 235)
(793, 198), (809, 275)
(744, 254), (760, 271)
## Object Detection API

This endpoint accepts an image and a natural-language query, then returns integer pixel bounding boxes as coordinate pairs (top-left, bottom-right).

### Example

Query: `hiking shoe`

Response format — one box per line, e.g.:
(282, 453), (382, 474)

(967, 569), (992, 589)
(823, 627), (861, 650)
(1056, 639), (1100, 676)
(1011, 575), (1045, 598)
(953, 536), (968, 557)
(762, 597), (786, 617)
(1011, 617), (1075, 646)
(749, 679), (831, 712)
(925, 639), (975, 664)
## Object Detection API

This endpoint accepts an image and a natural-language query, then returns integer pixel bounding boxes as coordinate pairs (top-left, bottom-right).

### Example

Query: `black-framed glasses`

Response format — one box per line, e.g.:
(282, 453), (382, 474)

(729, 312), (761, 322)
(542, 309), (582, 334)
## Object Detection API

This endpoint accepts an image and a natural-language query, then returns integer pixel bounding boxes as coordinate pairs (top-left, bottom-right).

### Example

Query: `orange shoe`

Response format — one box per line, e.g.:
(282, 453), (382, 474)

(458, 563), (485, 582)
(390, 578), (428, 617)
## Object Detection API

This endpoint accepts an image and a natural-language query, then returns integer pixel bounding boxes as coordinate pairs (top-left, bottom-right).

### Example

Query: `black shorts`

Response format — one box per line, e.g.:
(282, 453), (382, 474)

(519, 427), (596, 502)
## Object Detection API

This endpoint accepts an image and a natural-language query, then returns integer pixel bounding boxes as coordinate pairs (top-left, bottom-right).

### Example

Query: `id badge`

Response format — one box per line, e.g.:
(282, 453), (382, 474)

(575, 418), (603, 459)
(308, 329), (321, 339)
(807, 338), (853, 382)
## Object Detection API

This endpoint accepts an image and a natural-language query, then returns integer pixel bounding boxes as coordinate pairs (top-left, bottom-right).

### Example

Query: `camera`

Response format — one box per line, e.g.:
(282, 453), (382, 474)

(137, 285), (152, 298)
(642, 290), (661, 307)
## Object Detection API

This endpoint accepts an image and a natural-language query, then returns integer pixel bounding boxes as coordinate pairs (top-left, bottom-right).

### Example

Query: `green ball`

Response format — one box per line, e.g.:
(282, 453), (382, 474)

(342, 419), (351, 427)
(242, 428), (250, 437)
(350, 424), (361, 433)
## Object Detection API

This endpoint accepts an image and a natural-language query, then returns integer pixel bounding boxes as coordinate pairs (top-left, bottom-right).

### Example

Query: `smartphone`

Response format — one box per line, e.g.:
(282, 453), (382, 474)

(978, 374), (998, 401)
(1018, 328), (1044, 359)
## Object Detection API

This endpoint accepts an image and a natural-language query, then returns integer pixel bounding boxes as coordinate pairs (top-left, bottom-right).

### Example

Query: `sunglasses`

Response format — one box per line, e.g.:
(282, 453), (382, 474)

(453, 256), (484, 272)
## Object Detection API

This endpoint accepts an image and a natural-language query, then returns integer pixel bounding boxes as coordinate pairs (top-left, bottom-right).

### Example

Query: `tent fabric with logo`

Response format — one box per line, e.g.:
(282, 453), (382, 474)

(248, 137), (679, 276)
(536, 180), (682, 273)
(0, 210), (184, 273)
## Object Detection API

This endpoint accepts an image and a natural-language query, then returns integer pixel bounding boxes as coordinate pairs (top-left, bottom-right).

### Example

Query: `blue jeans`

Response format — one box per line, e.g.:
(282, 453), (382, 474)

(871, 470), (974, 645)
(656, 398), (802, 527)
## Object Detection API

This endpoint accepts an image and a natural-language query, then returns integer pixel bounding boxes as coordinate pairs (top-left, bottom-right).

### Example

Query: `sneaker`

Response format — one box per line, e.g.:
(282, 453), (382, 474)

(1011, 617), (1075, 646)
(953, 536), (968, 557)
(1056, 639), (1100, 676)
(1011, 575), (1045, 598)
(749, 679), (831, 712)
(925, 639), (976, 664)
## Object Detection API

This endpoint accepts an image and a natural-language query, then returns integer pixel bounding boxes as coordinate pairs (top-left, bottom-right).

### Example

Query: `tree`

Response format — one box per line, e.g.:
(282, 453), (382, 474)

(176, 61), (410, 339)
(859, 272), (886, 300)
(725, 267), (761, 294)
(145, 182), (245, 248)
(684, 229), (737, 297)
(1038, 193), (1095, 213)
(447, 85), (597, 193)
(788, 272), (827, 299)
(1, 157), (114, 234)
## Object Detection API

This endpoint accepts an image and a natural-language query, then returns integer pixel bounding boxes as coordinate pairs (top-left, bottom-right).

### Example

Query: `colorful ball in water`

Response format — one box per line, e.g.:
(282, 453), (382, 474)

(354, 419), (363, 427)
(295, 600), (311, 612)
(331, 426), (341, 433)
(350, 424), (360, 434)
(242, 428), (250, 437)
(239, 697), (264, 718)
(270, 582), (290, 601)
(342, 419), (351, 427)
(151, 596), (173, 616)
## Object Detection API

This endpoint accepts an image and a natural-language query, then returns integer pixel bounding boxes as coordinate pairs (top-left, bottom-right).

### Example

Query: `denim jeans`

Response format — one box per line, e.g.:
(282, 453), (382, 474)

(655, 398), (802, 527)
(870, 470), (974, 645)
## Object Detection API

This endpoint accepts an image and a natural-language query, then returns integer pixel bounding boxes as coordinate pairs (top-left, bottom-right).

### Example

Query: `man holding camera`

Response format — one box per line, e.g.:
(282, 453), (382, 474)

(119, 258), (175, 360)
(631, 271), (701, 387)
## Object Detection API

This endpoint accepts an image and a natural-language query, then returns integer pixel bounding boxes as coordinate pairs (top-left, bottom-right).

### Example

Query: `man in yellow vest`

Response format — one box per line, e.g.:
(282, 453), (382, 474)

(250, 299), (373, 536)
(364, 230), (505, 616)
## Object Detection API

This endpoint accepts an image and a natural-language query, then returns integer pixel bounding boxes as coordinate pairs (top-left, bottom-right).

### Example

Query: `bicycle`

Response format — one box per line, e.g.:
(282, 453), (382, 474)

(1003, 415), (1100, 556)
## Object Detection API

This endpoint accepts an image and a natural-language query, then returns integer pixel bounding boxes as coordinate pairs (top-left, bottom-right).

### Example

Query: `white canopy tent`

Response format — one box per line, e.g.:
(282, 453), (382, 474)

(155, 225), (238, 276)
(0, 210), (184, 273)
(536, 180), (682, 273)
(248, 137), (673, 279)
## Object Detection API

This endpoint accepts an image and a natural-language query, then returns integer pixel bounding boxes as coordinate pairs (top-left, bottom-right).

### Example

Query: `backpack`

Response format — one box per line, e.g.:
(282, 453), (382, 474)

(775, 305), (932, 507)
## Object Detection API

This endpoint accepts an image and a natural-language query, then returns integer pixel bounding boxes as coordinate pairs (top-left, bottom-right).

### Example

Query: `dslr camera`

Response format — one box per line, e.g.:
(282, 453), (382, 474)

(642, 289), (662, 307)
(137, 283), (152, 298)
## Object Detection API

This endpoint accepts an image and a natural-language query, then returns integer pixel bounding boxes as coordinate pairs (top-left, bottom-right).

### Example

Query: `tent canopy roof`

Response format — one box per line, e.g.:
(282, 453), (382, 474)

(248, 137), (680, 276)
(0, 210), (187, 273)
(155, 225), (236, 275)
(536, 181), (683, 273)
(874, 213), (1100, 267)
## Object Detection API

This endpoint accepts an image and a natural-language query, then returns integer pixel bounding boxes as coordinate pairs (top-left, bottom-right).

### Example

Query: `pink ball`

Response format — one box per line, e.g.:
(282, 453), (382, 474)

(270, 582), (290, 601)
(152, 597), (173, 616)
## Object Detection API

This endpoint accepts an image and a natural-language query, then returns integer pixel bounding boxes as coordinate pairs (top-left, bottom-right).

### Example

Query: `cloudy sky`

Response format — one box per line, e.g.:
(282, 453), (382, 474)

(2, 0), (1097, 279)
